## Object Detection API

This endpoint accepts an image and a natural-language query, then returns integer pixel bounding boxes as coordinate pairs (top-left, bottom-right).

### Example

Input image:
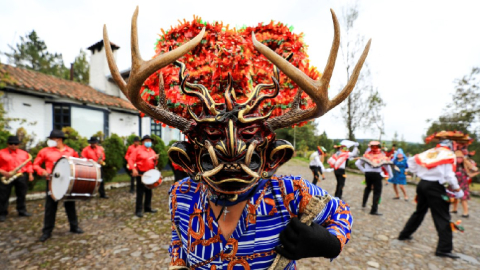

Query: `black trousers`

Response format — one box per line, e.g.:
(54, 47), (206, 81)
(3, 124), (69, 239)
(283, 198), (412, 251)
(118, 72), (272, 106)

(362, 172), (383, 213)
(98, 167), (106, 197)
(130, 175), (135, 191)
(0, 173), (28, 216)
(135, 174), (152, 213)
(399, 180), (453, 253)
(334, 169), (346, 199)
(42, 185), (78, 234)
(310, 166), (322, 186)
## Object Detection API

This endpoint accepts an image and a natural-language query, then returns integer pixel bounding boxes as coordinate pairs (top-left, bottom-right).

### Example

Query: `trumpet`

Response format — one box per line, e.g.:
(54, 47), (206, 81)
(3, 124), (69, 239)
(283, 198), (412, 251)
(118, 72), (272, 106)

(1, 154), (32, 185)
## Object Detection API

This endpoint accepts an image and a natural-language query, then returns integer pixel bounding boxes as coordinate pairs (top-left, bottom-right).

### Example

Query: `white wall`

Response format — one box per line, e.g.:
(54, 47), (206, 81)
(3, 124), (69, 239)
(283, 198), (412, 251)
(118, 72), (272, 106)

(1, 92), (49, 145)
(89, 46), (121, 97)
(141, 116), (150, 137)
(109, 111), (139, 138)
(71, 107), (105, 138)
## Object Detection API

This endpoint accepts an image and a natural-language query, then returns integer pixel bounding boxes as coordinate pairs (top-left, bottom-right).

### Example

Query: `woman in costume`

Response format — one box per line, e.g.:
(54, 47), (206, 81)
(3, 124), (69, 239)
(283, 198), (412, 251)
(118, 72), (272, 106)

(388, 148), (409, 200)
(309, 146), (326, 185)
(103, 7), (370, 269)
(449, 150), (471, 218)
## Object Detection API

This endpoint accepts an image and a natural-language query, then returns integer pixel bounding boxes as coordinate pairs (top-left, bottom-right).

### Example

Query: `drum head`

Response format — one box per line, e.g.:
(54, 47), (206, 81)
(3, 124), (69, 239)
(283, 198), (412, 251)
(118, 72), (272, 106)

(50, 158), (71, 201)
(142, 169), (161, 185)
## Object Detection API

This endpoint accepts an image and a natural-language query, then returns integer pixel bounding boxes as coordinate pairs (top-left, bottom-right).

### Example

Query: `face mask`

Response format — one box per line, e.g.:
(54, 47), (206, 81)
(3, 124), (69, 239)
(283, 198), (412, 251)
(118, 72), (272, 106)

(47, 139), (58, 147)
(144, 142), (152, 148)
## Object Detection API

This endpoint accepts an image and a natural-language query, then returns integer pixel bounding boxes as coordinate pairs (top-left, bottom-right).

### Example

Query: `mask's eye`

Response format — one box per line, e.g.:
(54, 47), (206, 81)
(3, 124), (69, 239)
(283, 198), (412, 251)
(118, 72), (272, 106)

(241, 127), (259, 140)
(205, 127), (222, 141)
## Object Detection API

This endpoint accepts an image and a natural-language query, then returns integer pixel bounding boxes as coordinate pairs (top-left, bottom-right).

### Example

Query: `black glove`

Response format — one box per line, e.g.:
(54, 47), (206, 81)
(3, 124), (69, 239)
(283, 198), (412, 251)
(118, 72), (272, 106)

(275, 217), (341, 260)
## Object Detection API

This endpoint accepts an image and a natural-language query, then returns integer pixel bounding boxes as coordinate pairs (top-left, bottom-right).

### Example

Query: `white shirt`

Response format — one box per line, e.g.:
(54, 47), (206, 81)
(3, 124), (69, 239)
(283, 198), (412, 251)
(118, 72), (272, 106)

(309, 152), (325, 172)
(355, 159), (393, 178)
(331, 147), (359, 169)
(407, 157), (459, 189)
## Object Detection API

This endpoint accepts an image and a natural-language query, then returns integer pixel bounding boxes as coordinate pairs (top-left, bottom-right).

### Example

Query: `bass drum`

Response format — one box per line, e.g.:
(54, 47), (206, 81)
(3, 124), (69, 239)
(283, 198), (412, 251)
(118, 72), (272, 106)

(141, 169), (163, 189)
(50, 157), (102, 201)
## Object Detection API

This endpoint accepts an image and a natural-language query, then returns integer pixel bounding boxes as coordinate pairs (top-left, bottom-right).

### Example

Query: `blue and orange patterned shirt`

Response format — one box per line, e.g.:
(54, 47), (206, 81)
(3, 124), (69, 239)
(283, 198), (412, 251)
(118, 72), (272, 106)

(168, 176), (353, 269)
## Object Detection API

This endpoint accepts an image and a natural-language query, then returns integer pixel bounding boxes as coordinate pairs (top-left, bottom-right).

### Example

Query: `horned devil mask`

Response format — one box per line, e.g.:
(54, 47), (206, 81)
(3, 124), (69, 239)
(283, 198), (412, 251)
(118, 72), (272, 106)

(104, 7), (370, 199)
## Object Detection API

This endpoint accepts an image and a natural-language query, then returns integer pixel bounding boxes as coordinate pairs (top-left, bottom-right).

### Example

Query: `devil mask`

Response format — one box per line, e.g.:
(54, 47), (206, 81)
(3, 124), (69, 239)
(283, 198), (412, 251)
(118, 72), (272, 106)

(103, 7), (371, 199)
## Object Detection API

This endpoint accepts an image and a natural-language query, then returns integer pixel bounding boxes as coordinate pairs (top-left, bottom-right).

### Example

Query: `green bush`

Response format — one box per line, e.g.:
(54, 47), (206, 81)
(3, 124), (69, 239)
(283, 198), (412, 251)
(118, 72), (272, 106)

(62, 127), (88, 154)
(0, 129), (12, 149)
(103, 133), (126, 182)
(151, 134), (168, 170)
(126, 134), (139, 147)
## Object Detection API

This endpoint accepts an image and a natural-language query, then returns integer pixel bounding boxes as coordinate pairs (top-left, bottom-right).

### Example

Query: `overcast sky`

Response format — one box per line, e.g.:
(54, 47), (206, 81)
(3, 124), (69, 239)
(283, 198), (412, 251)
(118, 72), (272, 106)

(1, 0), (479, 143)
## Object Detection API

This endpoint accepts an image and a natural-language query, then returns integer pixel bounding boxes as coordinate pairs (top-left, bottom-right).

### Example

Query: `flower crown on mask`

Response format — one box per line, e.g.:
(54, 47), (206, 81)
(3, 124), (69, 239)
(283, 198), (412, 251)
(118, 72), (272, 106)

(103, 7), (371, 199)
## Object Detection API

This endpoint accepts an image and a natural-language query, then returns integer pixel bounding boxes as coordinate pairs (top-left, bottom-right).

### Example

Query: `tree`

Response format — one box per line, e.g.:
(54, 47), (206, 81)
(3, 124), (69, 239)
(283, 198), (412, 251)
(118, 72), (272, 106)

(4, 30), (68, 79)
(151, 134), (168, 170)
(103, 134), (126, 182)
(339, 3), (385, 140)
(72, 49), (90, 84)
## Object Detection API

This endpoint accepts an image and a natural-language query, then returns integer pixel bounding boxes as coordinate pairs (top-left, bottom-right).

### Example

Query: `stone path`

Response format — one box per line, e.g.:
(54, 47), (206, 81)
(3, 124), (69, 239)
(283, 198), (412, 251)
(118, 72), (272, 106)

(1, 159), (479, 269)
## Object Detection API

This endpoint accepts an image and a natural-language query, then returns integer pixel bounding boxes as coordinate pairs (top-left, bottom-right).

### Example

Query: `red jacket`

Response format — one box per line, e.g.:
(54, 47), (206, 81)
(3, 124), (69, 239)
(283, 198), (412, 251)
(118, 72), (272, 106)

(125, 144), (140, 161)
(33, 146), (78, 175)
(128, 145), (157, 172)
(81, 145), (105, 162)
(0, 148), (33, 173)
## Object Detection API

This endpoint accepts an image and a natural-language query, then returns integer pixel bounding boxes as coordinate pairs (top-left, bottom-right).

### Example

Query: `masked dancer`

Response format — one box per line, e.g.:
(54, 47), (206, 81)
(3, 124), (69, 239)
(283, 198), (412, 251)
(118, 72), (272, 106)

(33, 130), (83, 242)
(355, 141), (393, 215)
(103, 7), (370, 268)
(398, 139), (464, 259)
(328, 143), (359, 199)
(0, 136), (34, 222)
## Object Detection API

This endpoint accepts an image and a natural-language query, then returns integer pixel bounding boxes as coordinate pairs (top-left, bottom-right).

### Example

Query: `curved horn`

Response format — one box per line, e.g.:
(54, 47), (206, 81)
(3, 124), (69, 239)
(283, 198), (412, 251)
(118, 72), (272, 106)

(103, 6), (205, 131)
(252, 9), (371, 130)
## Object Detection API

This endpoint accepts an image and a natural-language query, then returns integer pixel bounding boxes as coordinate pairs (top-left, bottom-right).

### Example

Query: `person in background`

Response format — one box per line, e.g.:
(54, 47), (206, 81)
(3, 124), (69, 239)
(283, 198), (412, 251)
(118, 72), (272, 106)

(449, 150), (471, 218)
(125, 136), (141, 193)
(82, 136), (108, 199)
(327, 143), (359, 199)
(355, 141), (393, 215)
(128, 135), (158, 218)
(398, 139), (464, 259)
(33, 130), (83, 242)
(389, 148), (409, 201)
(0, 136), (34, 222)
(309, 146), (326, 185)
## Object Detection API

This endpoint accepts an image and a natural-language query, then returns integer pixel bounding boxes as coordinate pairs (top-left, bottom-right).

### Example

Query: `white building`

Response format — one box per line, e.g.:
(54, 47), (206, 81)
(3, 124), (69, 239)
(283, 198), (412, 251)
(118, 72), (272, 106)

(0, 40), (184, 146)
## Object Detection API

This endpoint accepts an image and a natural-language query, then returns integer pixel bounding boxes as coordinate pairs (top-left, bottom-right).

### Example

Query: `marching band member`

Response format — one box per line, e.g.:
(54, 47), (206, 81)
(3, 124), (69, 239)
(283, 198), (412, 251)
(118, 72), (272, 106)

(128, 135), (158, 218)
(0, 136), (34, 222)
(309, 146), (326, 185)
(398, 139), (463, 259)
(355, 141), (393, 215)
(327, 143), (359, 199)
(33, 130), (83, 242)
(125, 136), (140, 193)
(81, 136), (108, 199)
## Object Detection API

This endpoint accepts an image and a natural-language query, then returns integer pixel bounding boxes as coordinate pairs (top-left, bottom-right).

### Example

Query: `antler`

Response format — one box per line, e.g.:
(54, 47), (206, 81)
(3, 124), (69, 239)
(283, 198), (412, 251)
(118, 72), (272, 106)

(252, 9), (371, 130)
(103, 6), (205, 132)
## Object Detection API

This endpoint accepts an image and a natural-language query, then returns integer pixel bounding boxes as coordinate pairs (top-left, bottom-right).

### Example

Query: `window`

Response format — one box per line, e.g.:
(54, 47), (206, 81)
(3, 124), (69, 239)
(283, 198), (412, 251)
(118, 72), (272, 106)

(53, 105), (71, 130)
(151, 119), (162, 138)
(104, 112), (109, 137)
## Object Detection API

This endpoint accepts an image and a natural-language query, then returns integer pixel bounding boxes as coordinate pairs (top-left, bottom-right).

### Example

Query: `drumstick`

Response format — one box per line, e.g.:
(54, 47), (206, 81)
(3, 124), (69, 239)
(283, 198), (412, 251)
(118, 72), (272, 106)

(268, 194), (331, 270)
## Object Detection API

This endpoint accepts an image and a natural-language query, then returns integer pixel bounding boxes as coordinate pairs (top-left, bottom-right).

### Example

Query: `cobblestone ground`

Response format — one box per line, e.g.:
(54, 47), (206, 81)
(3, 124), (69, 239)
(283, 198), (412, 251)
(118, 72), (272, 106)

(1, 159), (479, 269)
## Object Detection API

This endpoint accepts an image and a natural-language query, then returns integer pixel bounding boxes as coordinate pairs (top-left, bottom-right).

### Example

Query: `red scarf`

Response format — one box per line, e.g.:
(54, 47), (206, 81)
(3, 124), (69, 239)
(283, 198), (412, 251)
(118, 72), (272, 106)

(328, 151), (350, 170)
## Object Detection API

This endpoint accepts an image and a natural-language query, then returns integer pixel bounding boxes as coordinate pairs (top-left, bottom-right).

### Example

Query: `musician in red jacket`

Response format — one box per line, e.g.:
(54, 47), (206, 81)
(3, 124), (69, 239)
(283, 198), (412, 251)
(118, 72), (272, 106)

(33, 130), (83, 242)
(0, 136), (34, 222)
(125, 136), (140, 193)
(82, 136), (108, 198)
(128, 135), (158, 217)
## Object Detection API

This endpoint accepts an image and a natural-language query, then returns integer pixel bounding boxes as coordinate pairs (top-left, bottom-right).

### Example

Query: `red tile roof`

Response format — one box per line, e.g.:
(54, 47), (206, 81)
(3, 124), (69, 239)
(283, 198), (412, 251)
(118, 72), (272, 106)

(0, 64), (136, 111)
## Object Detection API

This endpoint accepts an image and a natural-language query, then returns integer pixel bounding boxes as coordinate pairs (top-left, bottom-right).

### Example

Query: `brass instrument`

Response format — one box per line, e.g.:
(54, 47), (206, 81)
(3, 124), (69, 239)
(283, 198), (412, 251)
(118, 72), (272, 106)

(1, 154), (32, 185)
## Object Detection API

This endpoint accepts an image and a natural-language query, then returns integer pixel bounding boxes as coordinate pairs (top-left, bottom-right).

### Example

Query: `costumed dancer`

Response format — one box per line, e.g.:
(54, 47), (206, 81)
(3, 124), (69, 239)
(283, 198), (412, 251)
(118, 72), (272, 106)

(388, 148), (409, 200)
(355, 141), (393, 215)
(103, 6), (370, 268)
(449, 150), (471, 218)
(327, 143), (359, 199)
(309, 146), (326, 185)
(398, 139), (464, 259)
(0, 136), (34, 222)
(81, 136), (108, 199)
(125, 136), (140, 193)
(128, 135), (158, 217)
(33, 130), (83, 242)
(385, 143), (396, 160)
